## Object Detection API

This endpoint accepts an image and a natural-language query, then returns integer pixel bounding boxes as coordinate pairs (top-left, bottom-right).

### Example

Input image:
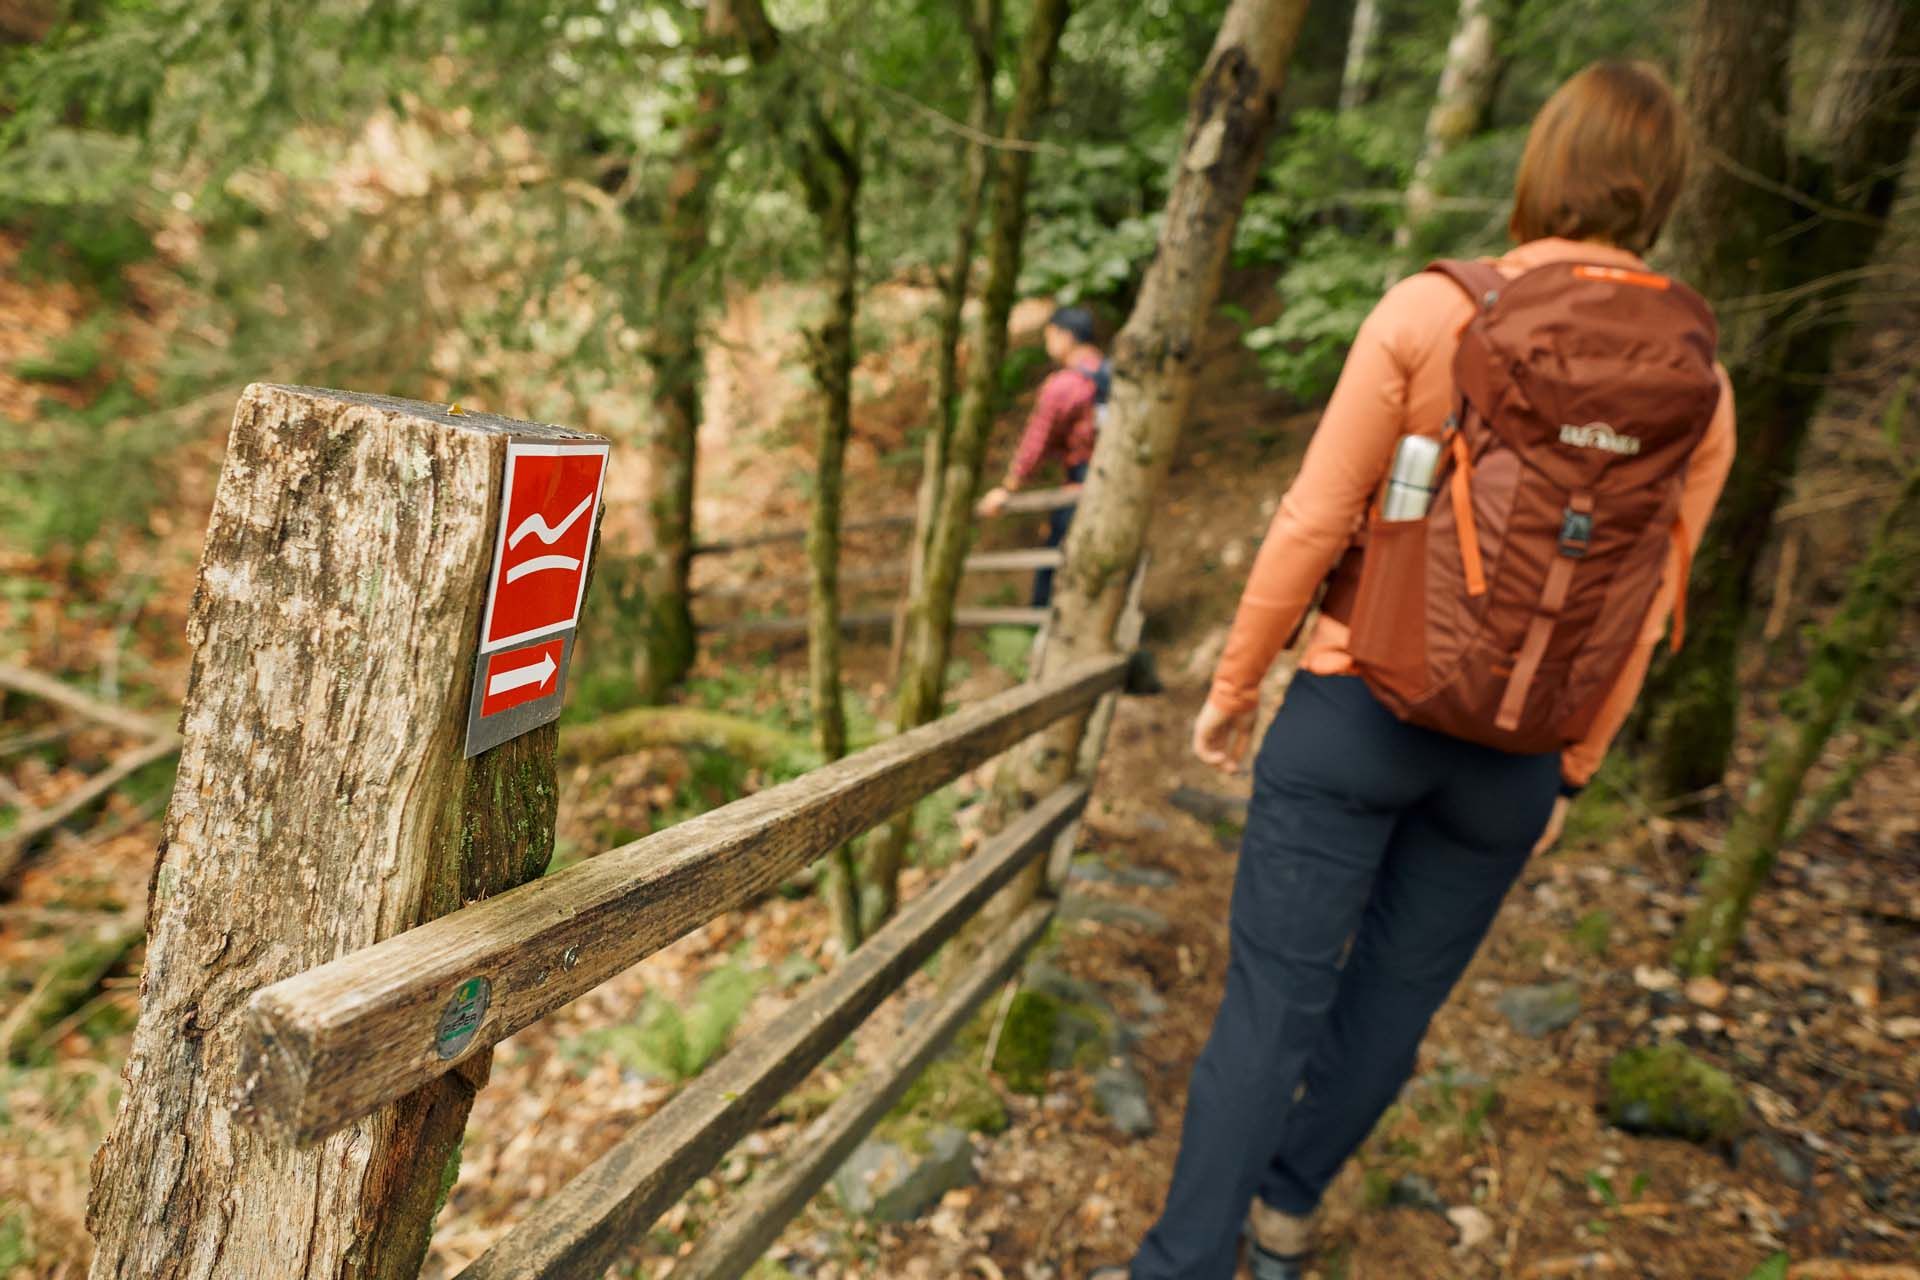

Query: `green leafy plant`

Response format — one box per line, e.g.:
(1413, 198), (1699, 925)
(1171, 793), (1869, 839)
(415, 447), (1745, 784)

(566, 954), (768, 1083)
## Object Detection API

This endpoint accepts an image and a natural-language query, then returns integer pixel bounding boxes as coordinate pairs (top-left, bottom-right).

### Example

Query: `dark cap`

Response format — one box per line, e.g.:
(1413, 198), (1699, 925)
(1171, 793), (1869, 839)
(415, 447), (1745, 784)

(1047, 305), (1096, 345)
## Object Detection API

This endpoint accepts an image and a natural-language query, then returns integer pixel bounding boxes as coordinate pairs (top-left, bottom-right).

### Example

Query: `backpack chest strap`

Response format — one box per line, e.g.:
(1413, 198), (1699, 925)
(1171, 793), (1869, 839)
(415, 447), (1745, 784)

(1495, 491), (1594, 734)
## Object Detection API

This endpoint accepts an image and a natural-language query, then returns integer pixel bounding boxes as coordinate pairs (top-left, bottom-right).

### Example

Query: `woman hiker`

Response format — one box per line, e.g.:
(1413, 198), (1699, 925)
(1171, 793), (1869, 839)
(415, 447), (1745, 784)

(1094, 61), (1735, 1280)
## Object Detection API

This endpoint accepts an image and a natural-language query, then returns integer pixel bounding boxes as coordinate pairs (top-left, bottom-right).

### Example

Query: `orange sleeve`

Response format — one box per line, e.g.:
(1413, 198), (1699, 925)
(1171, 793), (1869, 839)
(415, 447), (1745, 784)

(1560, 362), (1737, 787)
(1208, 273), (1465, 716)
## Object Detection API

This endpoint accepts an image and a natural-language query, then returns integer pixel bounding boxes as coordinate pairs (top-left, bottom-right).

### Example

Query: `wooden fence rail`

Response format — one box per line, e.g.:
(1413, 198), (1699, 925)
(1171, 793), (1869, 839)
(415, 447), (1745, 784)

(702, 605), (1047, 636)
(239, 654), (1125, 1144)
(697, 546), (1064, 603)
(672, 902), (1053, 1280)
(456, 783), (1087, 1279)
(688, 485), (1079, 557)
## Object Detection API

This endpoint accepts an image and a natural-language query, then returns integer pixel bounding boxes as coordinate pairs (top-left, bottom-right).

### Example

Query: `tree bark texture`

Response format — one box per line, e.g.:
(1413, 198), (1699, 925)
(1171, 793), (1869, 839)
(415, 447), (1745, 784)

(1674, 459), (1920, 976)
(734, 0), (867, 952)
(1339, 0), (1383, 112)
(967, 0), (1312, 942)
(86, 387), (588, 1279)
(634, 2), (735, 701)
(1396, 0), (1510, 250)
(1648, 0), (1920, 797)
(866, 0), (1073, 926)
(900, 0), (1003, 671)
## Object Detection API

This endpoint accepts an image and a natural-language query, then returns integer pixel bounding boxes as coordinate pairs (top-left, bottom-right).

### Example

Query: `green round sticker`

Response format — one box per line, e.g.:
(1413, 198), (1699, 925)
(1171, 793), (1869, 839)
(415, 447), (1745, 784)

(435, 976), (491, 1060)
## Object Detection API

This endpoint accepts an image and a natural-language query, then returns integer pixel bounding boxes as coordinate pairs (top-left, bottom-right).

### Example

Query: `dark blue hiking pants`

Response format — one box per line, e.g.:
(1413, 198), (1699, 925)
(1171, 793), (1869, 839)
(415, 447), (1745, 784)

(1132, 673), (1560, 1279)
(1030, 461), (1088, 608)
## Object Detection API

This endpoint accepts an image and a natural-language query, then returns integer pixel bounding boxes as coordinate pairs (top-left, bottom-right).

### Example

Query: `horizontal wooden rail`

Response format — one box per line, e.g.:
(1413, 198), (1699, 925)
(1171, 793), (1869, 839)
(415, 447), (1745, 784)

(689, 486), (1079, 557)
(963, 547), (1065, 572)
(692, 511), (915, 556)
(674, 903), (1054, 1280)
(696, 547), (1063, 603)
(455, 786), (1085, 1279)
(237, 656), (1124, 1144)
(701, 606), (1046, 637)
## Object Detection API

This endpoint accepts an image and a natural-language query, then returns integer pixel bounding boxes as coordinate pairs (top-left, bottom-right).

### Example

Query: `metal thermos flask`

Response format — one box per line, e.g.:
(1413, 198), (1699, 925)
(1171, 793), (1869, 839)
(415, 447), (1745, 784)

(1381, 434), (1442, 521)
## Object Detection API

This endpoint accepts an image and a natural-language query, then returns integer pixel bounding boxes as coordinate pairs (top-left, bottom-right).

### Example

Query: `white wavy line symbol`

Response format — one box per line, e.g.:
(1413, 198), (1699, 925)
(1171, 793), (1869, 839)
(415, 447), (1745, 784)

(508, 494), (593, 550)
(503, 493), (592, 583)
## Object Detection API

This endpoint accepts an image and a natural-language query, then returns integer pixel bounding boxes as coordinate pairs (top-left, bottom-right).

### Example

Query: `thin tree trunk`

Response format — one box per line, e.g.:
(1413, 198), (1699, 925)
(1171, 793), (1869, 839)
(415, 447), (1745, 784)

(635, 3), (734, 701)
(1674, 459), (1920, 975)
(1395, 0), (1510, 250)
(866, 0), (1073, 926)
(962, 0), (1312, 949)
(734, 0), (866, 952)
(1648, 0), (1920, 798)
(1339, 0), (1383, 112)
(899, 0), (1003, 673)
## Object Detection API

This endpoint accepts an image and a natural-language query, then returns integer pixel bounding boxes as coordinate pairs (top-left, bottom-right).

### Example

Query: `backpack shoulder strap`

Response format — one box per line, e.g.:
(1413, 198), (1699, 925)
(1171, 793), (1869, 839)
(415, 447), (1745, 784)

(1426, 258), (1509, 310)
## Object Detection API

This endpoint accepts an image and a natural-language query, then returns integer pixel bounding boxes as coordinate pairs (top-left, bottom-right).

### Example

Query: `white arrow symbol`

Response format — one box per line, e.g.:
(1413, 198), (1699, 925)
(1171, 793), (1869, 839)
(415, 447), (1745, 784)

(488, 651), (557, 698)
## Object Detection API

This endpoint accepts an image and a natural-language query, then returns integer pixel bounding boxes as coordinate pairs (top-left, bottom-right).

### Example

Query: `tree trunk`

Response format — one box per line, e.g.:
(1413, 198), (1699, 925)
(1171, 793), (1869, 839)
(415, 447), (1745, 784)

(633, 3), (735, 701)
(866, 0), (1074, 926)
(633, 77), (726, 703)
(899, 0), (1003, 673)
(1648, 0), (1920, 798)
(87, 387), (580, 1279)
(964, 0), (1312, 946)
(1339, 0), (1383, 112)
(1396, 0), (1510, 251)
(734, 0), (866, 953)
(1674, 459), (1920, 975)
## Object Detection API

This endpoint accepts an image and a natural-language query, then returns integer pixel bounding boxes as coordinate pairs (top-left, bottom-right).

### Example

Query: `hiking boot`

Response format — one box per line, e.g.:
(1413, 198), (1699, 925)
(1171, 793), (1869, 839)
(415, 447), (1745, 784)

(1245, 1201), (1316, 1280)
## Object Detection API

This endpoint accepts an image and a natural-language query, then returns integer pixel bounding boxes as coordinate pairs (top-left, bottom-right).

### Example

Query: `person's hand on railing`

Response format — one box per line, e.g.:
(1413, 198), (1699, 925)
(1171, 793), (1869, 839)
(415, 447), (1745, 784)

(976, 485), (1012, 518)
(1192, 698), (1256, 774)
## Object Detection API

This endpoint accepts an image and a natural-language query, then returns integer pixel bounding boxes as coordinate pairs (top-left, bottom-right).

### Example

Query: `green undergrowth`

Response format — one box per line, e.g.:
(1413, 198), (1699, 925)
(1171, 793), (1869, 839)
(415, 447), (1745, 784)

(877, 1052), (1008, 1154)
(564, 950), (769, 1084)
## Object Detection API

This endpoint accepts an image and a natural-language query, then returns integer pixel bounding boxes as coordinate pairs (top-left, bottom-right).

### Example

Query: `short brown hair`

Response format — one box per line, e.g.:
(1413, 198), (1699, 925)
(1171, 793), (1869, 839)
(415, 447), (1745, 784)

(1508, 61), (1690, 253)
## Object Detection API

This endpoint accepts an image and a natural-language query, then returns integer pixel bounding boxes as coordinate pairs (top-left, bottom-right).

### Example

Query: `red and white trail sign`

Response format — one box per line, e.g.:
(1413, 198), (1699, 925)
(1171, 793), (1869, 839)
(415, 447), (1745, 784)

(480, 442), (610, 652)
(465, 439), (609, 756)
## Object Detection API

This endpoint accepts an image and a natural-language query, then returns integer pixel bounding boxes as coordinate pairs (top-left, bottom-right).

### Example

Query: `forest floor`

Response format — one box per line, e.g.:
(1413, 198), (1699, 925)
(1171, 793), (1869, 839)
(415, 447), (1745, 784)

(2, 255), (1917, 1280)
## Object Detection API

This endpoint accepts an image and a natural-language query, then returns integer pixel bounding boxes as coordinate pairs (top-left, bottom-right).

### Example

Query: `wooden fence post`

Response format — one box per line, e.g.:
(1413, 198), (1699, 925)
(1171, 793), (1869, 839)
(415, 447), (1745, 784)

(86, 385), (605, 1280)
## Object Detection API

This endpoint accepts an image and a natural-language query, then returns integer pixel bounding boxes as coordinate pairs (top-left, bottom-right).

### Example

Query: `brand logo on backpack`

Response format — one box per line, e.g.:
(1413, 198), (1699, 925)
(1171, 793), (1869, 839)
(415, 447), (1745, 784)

(1559, 422), (1641, 456)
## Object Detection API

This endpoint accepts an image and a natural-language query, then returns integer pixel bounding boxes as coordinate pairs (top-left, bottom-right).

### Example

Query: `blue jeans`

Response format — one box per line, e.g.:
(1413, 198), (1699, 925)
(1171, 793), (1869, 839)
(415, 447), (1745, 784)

(1030, 461), (1087, 607)
(1132, 674), (1559, 1278)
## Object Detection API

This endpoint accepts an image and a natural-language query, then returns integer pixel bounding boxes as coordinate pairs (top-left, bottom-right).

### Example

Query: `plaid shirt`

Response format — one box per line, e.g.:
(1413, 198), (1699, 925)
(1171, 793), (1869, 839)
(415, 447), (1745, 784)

(1007, 349), (1103, 487)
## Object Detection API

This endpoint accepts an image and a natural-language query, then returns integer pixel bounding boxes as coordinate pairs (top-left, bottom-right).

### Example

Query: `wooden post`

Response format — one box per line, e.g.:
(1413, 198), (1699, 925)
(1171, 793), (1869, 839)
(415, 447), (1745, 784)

(86, 386), (603, 1280)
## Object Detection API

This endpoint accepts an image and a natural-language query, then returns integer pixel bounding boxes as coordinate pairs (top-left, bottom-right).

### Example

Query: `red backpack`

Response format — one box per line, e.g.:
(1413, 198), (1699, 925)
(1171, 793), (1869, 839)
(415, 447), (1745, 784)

(1322, 259), (1723, 754)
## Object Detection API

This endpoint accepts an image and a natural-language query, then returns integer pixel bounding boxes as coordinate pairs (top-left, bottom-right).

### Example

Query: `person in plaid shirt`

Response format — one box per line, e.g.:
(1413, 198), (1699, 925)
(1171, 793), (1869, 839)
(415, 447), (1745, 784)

(975, 306), (1106, 605)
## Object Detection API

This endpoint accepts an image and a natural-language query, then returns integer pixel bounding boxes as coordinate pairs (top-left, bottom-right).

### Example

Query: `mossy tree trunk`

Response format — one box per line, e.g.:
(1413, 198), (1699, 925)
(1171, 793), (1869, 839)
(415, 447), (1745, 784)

(734, 0), (866, 953)
(1395, 0), (1511, 251)
(900, 0), (1003, 669)
(865, 0), (1073, 927)
(634, 2), (735, 701)
(961, 0), (1313, 949)
(1674, 459), (1920, 975)
(1647, 0), (1920, 798)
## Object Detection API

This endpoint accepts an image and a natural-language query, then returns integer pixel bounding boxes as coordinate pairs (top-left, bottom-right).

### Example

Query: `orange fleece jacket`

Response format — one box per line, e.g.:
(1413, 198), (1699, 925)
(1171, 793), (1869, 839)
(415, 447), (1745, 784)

(1208, 237), (1737, 788)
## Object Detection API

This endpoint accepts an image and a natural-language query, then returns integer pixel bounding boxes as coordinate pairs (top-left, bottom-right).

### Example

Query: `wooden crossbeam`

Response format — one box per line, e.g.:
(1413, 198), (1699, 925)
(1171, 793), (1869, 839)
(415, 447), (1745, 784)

(700, 605), (1046, 636)
(672, 903), (1053, 1280)
(237, 656), (1123, 1145)
(455, 788), (1082, 1279)
(695, 547), (1062, 602)
(689, 486), (1078, 557)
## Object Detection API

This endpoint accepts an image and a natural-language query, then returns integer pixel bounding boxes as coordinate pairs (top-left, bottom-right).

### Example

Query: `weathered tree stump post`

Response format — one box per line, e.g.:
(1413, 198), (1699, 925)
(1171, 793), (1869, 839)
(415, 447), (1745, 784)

(87, 385), (606, 1279)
